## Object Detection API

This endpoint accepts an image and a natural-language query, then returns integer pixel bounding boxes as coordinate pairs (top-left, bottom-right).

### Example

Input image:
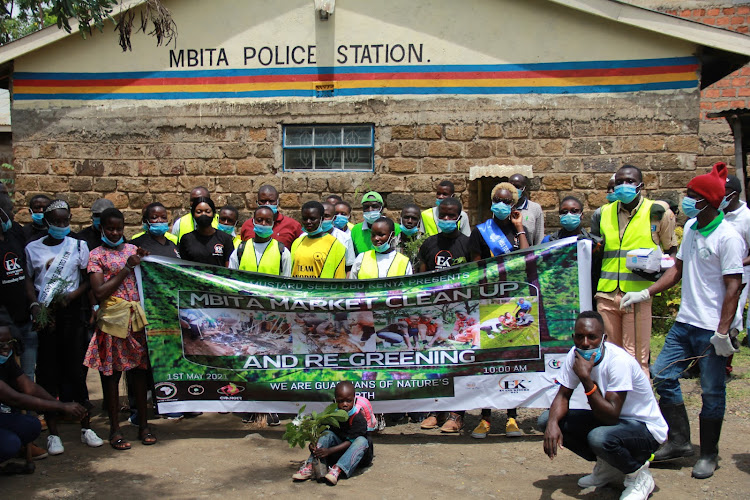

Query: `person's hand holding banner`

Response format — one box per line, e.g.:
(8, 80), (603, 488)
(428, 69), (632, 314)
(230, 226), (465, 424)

(619, 289), (650, 310)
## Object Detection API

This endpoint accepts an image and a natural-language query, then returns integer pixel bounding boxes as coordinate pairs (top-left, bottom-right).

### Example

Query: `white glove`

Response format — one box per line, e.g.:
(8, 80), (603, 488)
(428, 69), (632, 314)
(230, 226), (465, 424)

(619, 289), (650, 310)
(710, 332), (739, 357)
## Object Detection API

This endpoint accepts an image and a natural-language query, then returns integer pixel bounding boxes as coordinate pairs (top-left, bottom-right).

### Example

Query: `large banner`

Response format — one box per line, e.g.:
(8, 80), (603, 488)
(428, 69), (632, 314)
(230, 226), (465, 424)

(139, 237), (591, 413)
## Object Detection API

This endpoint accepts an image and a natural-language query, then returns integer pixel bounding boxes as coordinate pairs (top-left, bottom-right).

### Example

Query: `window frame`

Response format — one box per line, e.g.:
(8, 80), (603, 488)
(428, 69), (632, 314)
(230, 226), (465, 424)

(282, 124), (375, 172)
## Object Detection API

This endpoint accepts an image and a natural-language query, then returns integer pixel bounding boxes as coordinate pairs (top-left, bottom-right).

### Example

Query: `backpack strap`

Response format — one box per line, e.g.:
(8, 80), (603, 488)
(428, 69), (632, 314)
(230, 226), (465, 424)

(237, 241), (247, 260)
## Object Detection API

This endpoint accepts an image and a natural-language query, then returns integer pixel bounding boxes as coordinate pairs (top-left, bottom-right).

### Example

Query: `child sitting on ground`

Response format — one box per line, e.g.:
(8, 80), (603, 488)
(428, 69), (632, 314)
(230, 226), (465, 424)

(292, 381), (373, 485)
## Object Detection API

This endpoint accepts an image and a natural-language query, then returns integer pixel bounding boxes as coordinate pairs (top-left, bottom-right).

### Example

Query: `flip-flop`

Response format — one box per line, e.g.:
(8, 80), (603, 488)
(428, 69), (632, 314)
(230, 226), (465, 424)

(139, 426), (157, 445)
(109, 431), (131, 451)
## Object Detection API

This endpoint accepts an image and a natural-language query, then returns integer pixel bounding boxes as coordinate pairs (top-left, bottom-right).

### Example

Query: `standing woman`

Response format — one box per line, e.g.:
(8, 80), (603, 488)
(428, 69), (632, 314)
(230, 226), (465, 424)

(25, 199), (103, 454)
(84, 208), (154, 450)
(178, 197), (233, 266)
(131, 202), (180, 259)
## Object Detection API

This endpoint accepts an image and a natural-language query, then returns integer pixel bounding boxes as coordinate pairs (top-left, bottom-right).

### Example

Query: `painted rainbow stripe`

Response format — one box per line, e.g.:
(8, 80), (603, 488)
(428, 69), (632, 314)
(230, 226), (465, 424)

(13, 57), (698, 100)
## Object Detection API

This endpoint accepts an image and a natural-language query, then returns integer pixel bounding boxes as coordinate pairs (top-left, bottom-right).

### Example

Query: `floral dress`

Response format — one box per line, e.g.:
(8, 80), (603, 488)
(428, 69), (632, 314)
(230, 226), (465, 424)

(84, 243), (148, 376)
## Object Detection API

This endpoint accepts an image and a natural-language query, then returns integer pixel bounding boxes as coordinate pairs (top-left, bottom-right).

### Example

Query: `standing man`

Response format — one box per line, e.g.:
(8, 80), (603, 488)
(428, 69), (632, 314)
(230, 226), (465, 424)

(322, 202), (355, 275)
(290, 201), (347, 279)
(240, 185), (302, 250)
(621, 162), (743, 479)
(22, 194), (51, 244)
(539, 311), (666, 500)
(420, 180), (470, 237)
(77, 198), (114, 252)
(351, 192), (400, 254)
(720, 174), (750, 334)
(508, 173), (544, 246)
(593, 165), (675, 376)
(171, 186), (218, 243)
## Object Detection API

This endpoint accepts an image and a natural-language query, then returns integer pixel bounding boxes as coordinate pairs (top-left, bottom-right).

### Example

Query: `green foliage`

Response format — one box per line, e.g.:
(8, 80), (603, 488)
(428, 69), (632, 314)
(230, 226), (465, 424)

(401, 233), (428, 264)
(281, 403), (348, 449)
(0, 163), (13, 195)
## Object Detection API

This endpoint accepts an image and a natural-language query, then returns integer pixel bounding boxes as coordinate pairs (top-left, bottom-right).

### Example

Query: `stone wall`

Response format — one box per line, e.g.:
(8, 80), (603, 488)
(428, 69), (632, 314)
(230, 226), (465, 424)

(12, 91), (700, 234)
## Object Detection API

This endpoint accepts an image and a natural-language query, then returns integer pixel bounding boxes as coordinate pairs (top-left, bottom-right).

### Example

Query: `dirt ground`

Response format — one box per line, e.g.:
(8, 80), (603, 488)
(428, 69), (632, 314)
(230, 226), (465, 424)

(3, 371), (750, 499)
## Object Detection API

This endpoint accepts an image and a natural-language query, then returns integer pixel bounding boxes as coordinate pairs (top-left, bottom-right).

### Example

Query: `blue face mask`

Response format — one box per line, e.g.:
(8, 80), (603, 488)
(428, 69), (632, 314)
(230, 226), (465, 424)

(147, 222), (169, 236)
(254, 224), (273, 239)
(517, 188), (525, 200)
(321, 219), (334, 233)
(560, 213), (581, 231)
(101, 232), (124, 248)
(614, 184), (640, 204)
(681, 196), (706, 218)
(92, 217), (101, 230)
(218, 223), (235, 234)
(307, 221), (324, 237)
(718, 193), (733, 211)
(0, 352), (10, 365)
(260, 203), (278, 215)
(400, 223), (419, 236)
(47, 224), (70, 240)
(363, 210), (382, 225)
(576, 337), (606, 364)
(437, 219), (458, 233)
(373, 233), (394, 253)
(606, 192), (618, 203)
(31, 212), (45, 225)
(333, 214), (349, 230)
(0, 212), (11, 233)
(347, 407), (358, 417)
(491, 202), (512, 220)
(435, 198), (445, 207)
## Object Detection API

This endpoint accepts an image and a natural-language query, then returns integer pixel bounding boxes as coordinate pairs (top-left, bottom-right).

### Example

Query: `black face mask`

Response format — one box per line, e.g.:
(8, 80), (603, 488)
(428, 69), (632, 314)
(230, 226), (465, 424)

(195, 215), (213, 228)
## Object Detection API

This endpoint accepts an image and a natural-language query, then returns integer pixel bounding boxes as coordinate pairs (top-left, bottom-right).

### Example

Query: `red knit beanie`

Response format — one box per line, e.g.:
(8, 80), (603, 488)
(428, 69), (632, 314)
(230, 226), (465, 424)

(687, 162), (728, 209)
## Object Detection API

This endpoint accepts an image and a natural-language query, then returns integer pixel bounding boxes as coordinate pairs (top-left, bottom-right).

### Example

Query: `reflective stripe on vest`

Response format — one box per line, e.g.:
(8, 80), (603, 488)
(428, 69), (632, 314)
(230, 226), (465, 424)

(421, 208), (438, 236)
(176, 214), (219, 243)
(291, 235), (346, 278)
(597, 198), (656, 293)
(239, 240), (283, 275)
(131, 231), (178, 244)
(359, 251), (410, 278)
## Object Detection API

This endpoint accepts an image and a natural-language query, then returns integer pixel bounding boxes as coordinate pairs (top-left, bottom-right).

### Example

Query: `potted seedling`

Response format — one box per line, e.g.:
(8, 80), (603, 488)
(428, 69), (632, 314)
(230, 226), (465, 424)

(282, 403), (348, 479)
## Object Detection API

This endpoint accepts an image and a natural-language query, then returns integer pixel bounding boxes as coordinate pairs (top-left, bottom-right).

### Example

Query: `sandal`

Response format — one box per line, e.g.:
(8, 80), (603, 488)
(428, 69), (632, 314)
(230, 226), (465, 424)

(139, 426), (158, 445)
(109, 431), (131, 451)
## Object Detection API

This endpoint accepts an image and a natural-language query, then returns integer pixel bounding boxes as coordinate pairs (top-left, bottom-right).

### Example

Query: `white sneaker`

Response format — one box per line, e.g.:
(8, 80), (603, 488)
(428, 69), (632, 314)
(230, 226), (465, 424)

(47, 434), (64, 455)
(578, 458), (622, 488)
(81, 428), (104, 447)
(620, 461), (655, 500)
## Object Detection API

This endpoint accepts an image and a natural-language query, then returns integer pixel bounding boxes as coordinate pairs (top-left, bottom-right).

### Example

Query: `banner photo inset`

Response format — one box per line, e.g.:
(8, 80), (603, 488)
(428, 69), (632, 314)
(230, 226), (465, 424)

(139, 237), (590, 413)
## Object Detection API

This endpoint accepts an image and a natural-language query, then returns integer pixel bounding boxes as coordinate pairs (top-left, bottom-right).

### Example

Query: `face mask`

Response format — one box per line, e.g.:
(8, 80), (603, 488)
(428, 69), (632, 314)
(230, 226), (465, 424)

(195, 215), (213, 228)
(47, 224), (70, 240)
(347, 407), (357, 417)
(681, 196), (706, 218)
(718, 193), (733, 211)
(374, 233), (394, 253)
(605, 192), (618, 203)
(0, 209), (10, 232)
(560, 213), (581, 231)
(101, 231), (124, 248)
(363, 210), (381, 225)
(260, 203), (278, 215)
(31, 212), (45, 225)
(576, 336), (606, 364)
(400, 223), (419, 237)
(517, 188), (525, 200)
(218, 223), (235, 234)
(148, 222), (169, 236)
(491, 202), (512, 220)
(254, 224), (273, 239)
(321, 219), (334, 232)
(307, 221), (324, 237)
(333, 214), (349, 230)
(92, 217), (101, 230)
(0, 352), (10, 365)
(614, 184), (640, 204)
(437, 219), (458, 233)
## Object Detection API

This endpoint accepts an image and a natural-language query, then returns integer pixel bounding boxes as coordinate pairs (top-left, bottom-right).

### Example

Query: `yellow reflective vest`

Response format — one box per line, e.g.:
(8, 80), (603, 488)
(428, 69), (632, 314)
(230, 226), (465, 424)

(359, 250), (410, 279)
(238, 240), (284, 275)
(421, 208), (439, 236)
(290, 234), (346, 278)
(130, 231), (178, 244)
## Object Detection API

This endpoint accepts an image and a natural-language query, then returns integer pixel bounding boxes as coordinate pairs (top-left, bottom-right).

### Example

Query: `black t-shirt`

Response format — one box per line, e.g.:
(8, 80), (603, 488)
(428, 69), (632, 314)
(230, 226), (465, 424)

(468, 219), (529, 259)
(76, 225), (102, 253)
(178, 230), (233, 267)
(332, 410), (373, 466)
(22, 223), (48, 244)
(131, 233), (180, 259)
(417, 232), (471, 272)
(0, 356), (23, 389)
(0, 228), (31, 325)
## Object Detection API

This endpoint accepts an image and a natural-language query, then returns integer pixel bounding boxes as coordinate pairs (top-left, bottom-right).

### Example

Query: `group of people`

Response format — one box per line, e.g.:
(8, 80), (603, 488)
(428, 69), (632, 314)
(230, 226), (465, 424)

(0, 159), (747, 496)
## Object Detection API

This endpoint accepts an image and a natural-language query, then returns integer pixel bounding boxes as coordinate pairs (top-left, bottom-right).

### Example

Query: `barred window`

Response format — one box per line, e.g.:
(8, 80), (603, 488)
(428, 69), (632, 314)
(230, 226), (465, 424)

(283, 125), (374, 171)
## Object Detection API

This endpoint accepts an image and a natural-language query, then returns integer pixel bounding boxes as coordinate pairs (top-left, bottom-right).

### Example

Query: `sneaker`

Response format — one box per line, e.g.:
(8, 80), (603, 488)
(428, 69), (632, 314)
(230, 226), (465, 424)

(325, 464), (342, 485)
(440, 412), (464, 433)
(81, 428), (104, 448)
(267, 413), (280, 426)
(505, 417), (522, 437)
(47, 435), (64, 456)
(292, 462), (313, 481)
(420, 414), (439, 429)
(578, 458), (622, 488)
(164, 413), (184, 420)
(471, 419), (491, 439)
(240, 413), (255, 424)
(28, 443), (48, 460)
(487, 333), (495, 339)
(621, 462), (655, 500)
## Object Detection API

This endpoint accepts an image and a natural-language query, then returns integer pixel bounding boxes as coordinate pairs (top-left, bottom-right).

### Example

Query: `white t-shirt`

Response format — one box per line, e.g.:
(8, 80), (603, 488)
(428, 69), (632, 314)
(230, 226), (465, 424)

(723, 202), (750, 283)
(24, 236), (89, 294)
(557, 342), (667, 443)
(228, 239), (291, 277)
(332, 227), (356, 267)
(675, 218), (745, 331)
(350, 251), (413, 279)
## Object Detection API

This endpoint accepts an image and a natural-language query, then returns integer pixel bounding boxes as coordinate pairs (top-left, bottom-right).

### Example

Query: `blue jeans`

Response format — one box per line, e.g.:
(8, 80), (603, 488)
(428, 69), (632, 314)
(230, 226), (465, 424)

(537, 410), (658, 474)
(16, 322), (37, 382)
(307, 431), (370, 477)
(652, 321), (726, 419)
(0, 413), (41, 463)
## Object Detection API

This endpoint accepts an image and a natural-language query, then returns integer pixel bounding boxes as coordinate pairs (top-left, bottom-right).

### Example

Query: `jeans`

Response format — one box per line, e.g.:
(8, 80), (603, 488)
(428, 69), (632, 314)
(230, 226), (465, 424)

(537, 410), (659, 474)
(652, 321), (727, 419)
(16, 322), (37, 382)
(307, 431), (370, 477)
(0, 413), (42, 463)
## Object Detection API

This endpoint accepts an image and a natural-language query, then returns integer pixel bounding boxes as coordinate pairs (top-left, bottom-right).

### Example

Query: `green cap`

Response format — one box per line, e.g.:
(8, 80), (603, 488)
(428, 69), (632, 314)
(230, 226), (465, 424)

(361, 191), (383, 205)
